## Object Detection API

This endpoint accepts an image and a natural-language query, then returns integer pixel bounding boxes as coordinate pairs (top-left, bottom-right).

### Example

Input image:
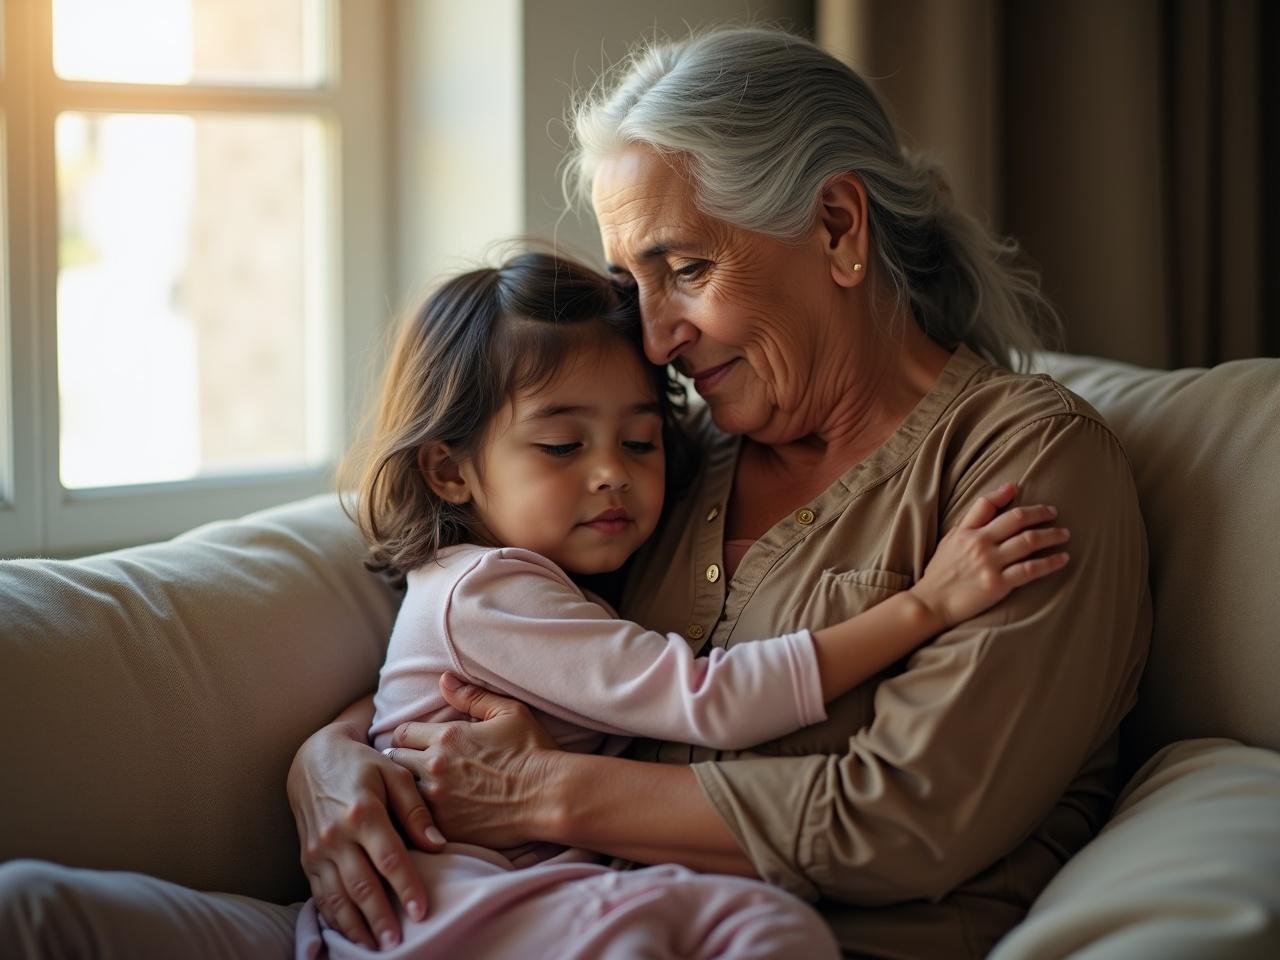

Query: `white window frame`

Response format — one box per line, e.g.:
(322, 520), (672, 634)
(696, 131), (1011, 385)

(0, 0), (389, 558)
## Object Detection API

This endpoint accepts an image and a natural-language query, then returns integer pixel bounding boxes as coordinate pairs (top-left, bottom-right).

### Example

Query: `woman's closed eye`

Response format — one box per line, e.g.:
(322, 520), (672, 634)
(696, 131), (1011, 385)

(673, 260), (709, 282)
(536, 442), (582, 457)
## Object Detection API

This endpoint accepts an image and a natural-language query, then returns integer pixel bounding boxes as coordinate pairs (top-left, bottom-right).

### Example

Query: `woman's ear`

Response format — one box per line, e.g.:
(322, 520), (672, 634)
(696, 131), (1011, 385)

(418, 442), (472, 505)
(819, 173), (870, 289)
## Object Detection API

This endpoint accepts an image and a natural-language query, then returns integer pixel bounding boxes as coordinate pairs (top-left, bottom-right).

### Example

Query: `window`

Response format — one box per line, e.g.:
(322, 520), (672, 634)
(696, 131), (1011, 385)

(0, 0), (389, 557)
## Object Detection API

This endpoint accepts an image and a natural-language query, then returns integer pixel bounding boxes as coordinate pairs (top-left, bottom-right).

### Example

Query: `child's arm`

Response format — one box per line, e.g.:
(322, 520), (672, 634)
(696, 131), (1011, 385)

(444, 484), (1066, 751)
(811, 481), (1069, 700)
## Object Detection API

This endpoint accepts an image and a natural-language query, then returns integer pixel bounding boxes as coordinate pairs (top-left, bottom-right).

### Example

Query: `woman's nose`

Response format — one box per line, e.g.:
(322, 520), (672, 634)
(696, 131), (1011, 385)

(639, 289), (697, 365)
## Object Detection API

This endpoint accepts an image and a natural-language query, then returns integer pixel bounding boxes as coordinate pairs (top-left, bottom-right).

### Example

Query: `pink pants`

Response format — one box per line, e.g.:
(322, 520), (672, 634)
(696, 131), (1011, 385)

(295, 845), (839, 960)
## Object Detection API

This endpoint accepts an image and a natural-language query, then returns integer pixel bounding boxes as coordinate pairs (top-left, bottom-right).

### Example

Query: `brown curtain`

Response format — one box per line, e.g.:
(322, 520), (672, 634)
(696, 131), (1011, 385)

(817, 0), (1277, 367)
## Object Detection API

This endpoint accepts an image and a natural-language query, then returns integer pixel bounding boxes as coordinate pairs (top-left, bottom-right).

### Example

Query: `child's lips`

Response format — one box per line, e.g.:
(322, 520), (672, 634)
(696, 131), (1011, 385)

(582, 508), (632, 535)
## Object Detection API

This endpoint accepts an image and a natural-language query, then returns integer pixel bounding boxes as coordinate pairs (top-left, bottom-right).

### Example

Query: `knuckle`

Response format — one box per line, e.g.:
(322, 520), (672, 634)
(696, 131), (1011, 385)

(425, 755), (447, 777)
(347, 875), (376, 902)
(438, 726), (463, 750)
(343, 801), (370, 827)
(425, 781), (445, 801)
(377, 850), (402, 874)
(303, 840), (326, 863)
(317, 823), (341, 847)
(319, 891), (349, 915)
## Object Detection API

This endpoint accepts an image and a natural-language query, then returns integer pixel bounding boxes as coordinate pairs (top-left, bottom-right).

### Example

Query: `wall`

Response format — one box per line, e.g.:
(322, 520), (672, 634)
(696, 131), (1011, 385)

(391, 0), (812, 305)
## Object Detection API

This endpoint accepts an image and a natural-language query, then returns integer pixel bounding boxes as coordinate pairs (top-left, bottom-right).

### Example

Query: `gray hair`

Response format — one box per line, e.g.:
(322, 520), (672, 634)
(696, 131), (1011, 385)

(564, 26), (1060, 369)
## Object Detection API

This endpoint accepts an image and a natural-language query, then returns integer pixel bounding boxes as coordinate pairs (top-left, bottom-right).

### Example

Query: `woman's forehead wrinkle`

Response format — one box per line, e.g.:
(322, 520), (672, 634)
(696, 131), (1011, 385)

(596, 152), (703, 265)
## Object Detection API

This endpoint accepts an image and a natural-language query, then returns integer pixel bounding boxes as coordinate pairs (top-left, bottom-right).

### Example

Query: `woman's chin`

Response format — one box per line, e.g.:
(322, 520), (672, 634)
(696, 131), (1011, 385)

(705, 398), (771, 439)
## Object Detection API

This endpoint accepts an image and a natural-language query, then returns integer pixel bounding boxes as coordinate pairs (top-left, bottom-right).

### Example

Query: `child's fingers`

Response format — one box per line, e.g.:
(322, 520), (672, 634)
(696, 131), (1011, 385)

(1003, 551), (1070, 586)
(982, 503), (1058, 542)
(957, 482), (1018, 530)
(997, 526), (1070, 562)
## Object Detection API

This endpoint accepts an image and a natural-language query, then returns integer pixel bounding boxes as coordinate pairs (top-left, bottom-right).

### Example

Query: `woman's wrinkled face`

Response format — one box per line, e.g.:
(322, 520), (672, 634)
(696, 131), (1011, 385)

(592, 145), (845, 443)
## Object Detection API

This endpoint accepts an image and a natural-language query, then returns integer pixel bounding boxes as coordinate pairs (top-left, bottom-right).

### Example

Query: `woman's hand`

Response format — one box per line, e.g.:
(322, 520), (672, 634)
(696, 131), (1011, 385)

(911, 482), (1070, 630)
(384, 673), (564, 850)
(287, 715), (444, 951)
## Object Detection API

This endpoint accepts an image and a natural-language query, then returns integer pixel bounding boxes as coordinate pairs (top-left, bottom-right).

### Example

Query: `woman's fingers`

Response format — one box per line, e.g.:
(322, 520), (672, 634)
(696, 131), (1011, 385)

(334, 842), (403, 951)
(363, 779), (432, 921)
(313, 860), (377, 951)
(383, 760), (446, 855)
(439, 672), (523, 721)
(957, 482), (1018, 530)
(389, 721), (441, 752)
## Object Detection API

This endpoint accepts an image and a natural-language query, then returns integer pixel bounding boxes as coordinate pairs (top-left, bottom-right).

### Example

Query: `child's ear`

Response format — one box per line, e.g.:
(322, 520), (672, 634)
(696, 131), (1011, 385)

(419, 442), (472, 505)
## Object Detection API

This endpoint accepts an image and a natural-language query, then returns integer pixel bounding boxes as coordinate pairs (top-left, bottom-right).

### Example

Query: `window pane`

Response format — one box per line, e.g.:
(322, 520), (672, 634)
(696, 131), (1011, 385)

(56, 112), (331, 490)
(53, 0), (326, 86)
(0, 117), (9, 503)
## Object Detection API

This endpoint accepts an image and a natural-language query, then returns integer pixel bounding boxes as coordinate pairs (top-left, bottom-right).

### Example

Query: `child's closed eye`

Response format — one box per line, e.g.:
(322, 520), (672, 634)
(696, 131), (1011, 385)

(623, 440), (658, 453)
(536, 442), (582, 457)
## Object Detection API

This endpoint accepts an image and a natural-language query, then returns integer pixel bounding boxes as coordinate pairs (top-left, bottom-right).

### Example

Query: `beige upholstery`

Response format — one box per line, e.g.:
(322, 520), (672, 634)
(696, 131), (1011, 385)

(0, 352), (1277, 954)
(990, 738), (1280, 959)
(0, 495), (399, 903)
(1033, 353), (1280, 760)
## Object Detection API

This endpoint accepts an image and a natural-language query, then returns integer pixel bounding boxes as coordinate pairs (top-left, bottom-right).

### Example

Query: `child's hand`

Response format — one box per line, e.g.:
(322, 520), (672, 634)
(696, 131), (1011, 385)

(911, 482), (1070, 631)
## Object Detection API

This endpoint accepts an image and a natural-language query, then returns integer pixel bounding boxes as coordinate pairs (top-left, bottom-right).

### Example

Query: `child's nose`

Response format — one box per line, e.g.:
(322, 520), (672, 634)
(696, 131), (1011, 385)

(591, 452), (632, 491)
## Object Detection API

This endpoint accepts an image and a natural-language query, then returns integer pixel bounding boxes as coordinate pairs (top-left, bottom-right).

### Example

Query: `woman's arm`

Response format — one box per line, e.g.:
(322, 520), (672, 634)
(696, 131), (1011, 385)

(390, 674), (757, 875)
(810, 483), (1067, 701)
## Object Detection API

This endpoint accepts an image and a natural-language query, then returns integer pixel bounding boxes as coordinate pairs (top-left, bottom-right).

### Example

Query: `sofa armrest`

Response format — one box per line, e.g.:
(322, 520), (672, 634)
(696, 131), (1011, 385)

(990, 738), (1280, 959)
(0, 494), (400, 904)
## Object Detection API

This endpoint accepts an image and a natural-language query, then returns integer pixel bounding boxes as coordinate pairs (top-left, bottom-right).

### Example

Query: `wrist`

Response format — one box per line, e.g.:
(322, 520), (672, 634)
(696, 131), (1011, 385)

(899, 587), (948, 636)
(528, 748), (579, 846)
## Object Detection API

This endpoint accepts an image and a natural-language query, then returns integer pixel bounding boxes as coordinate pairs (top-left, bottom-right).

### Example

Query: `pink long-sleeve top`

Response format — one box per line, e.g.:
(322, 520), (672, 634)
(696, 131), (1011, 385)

(368, 544), (826, 755)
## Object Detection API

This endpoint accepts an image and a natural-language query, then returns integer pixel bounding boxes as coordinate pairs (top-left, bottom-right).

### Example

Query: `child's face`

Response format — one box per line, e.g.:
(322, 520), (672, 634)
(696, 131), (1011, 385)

(462, 341), (667, 575)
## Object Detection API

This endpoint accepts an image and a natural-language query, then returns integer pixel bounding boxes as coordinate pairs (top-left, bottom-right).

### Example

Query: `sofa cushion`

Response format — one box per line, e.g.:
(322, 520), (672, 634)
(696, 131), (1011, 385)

(1033, 353), (1280, 759)
(989, 738), (1280, 959)
(0, 494), (399, 904)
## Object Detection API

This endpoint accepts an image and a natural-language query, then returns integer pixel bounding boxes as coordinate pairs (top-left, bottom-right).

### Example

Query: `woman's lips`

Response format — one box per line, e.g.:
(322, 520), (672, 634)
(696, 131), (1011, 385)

(690, 359), (738, 394)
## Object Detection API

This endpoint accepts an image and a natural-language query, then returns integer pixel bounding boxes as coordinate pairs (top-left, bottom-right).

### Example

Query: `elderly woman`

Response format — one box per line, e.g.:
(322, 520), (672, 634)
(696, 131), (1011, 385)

(289, 26), (1150, 959)
(0, 25), (1149, 960)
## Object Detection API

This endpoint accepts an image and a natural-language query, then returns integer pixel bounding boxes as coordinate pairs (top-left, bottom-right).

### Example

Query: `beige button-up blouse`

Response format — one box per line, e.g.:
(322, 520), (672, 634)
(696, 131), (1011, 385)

(618, 345), (1153, 958)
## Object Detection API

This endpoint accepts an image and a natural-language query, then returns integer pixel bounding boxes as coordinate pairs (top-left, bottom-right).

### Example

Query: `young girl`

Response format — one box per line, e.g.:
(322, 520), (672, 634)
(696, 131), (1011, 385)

(295, 252), (1069, 959)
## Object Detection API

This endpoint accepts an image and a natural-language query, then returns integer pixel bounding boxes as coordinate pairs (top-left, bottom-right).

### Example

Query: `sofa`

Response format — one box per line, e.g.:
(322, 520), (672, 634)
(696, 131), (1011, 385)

(2, 351), (1278, 957)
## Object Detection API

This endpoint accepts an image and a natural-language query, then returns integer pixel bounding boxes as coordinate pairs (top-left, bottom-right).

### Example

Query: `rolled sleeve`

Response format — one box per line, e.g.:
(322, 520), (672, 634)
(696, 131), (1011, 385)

(693, 413), (1152, 904)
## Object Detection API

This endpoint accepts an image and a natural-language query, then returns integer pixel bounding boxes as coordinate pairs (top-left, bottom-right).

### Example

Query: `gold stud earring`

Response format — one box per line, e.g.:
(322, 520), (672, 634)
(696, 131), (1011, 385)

(852, 262), (863, 272)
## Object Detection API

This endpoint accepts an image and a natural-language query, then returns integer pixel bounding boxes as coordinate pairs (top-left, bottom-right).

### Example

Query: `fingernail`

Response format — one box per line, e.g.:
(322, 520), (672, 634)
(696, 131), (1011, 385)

(380, 930), (398, 949)
(382, 747), (395, 759)
(425, 826), (446, 845)
(440, 673), (462, 691)
(1048, 506), (1058, 516)
(406, 899), (424, 921)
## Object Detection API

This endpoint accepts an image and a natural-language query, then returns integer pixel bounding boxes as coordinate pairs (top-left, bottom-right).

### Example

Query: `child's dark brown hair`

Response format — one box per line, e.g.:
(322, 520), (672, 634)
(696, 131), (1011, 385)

(339, 251), (695, 586)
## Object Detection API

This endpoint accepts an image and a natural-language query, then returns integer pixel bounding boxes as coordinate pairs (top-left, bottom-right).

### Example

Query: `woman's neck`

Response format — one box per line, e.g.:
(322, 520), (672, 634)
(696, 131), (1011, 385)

(724, 322), (951, 543)
(751, 321), (952, 486)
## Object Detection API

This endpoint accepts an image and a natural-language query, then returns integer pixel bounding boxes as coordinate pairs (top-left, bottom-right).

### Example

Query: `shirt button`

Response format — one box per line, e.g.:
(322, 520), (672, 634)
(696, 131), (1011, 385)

(706, 504), (720, 522)
(795, 508), (816, 525)
(686, 623), (706, 640)
(705, 563), (721, 583)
